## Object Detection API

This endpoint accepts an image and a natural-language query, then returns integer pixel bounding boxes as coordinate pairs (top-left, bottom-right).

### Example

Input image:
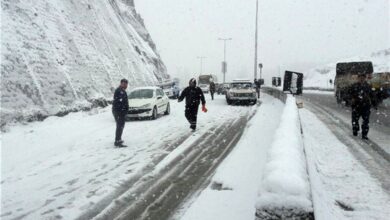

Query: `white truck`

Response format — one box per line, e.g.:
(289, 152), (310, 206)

(198, 74), (218, 93)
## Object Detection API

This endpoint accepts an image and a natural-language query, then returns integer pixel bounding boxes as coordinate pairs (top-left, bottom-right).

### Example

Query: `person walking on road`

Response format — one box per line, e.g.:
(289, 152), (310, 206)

(112, 79), (129, 147)
(349, 73), (377, 140)
(209, 80), (216, 100)
(178, 78), (207, 131)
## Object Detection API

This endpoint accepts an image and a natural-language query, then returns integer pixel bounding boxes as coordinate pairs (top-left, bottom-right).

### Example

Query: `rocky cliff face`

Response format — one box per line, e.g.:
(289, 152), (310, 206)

(1, 0), (169, 126)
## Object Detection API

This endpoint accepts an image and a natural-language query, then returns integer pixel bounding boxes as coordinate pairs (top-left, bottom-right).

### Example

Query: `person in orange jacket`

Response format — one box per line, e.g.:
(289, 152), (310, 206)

(178, 78), (207, 131)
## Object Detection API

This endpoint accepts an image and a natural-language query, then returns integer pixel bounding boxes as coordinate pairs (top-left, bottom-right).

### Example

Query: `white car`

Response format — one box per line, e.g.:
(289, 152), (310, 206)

(127, 87), (170, 120)
(199, 84), (210, 93)
(226, 81), (257, 105)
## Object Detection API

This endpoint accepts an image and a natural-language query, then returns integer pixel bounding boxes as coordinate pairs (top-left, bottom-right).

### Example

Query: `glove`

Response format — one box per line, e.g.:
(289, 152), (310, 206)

(202, 105), (208, 113)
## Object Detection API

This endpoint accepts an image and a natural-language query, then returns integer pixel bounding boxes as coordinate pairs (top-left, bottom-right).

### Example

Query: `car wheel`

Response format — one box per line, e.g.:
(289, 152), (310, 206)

(226, 98), (231, 105)
(151, 106), (157, 120)
(164, 103), (170, 115)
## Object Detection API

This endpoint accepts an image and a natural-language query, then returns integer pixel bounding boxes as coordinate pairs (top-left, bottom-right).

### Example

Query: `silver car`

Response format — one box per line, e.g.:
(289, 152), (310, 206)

(226, 81), (257, 105)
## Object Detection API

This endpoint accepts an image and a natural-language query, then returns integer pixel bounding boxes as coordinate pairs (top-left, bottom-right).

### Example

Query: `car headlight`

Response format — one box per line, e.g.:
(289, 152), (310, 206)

(140, 103), (151, 108)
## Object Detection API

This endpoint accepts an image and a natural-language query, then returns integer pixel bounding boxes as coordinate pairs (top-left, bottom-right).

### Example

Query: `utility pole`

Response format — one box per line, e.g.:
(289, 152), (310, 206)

(218, 38), (232, 83)
(197, 56), (206, 74)
(259, 63), (263, 81)
(253, 0), (259, 80)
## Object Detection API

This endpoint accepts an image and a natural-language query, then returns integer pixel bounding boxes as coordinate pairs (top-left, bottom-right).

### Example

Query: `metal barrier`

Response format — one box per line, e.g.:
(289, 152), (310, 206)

(261, 87), (287, 103)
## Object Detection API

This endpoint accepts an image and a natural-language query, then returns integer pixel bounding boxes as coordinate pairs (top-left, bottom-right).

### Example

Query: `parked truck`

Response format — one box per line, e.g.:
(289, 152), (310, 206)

(334, 62), (390, 105)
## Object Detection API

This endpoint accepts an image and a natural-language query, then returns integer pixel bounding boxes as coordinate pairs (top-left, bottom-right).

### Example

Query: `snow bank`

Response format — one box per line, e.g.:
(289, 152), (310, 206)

(256, 95), (313, 219)
(176, 94), (284, 220)
(1, 0), (169, 126)
(304, 48), (390, 89)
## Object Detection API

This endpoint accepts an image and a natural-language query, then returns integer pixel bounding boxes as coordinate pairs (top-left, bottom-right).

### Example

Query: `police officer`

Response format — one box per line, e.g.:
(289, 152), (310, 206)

(178, 78), (207, 131)
(349, 73), (377, 140)
(112, 79), (129, 146)
(209, 79), (216, 100)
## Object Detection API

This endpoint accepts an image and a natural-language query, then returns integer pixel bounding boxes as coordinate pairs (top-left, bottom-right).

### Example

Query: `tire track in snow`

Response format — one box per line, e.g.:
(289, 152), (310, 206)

(82, 108), (257, 220)
(303, 102), (390, 194)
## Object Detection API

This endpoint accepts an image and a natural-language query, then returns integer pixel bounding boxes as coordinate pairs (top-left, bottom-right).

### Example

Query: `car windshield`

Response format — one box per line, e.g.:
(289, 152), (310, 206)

(231, 83), (252, 89)
(129, 89), (154, 99)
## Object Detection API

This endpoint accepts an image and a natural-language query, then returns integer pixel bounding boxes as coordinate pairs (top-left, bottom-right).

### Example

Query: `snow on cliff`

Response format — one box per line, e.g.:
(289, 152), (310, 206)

(304, 49), (390, 89)
(1, 0), (169, 126)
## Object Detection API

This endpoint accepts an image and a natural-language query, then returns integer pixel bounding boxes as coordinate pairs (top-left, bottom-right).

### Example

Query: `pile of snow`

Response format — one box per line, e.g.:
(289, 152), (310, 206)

(177, 94), (284, 220)
(256, 95), (313, 217)
(1, 0), (169, 126)
(304, 48), (390, 89)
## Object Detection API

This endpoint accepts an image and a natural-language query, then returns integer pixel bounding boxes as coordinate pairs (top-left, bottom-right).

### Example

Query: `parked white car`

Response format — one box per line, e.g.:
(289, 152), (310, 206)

(127, 87), (170, 120)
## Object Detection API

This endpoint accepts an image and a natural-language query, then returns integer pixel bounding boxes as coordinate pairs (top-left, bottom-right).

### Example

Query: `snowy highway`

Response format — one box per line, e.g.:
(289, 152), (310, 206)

(2, 90), (390, 220)
(1, 94), (258, 220)
(2, 0), (389, 219)
(300, 91), (390, 192)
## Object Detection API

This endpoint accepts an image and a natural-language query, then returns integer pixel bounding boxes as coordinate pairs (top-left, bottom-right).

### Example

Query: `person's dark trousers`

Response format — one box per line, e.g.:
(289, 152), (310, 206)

(185, 105), (199, 129)
(210, 91), (214, 100)
(113, 110), (126, 142)
(352, 106), (371, 136)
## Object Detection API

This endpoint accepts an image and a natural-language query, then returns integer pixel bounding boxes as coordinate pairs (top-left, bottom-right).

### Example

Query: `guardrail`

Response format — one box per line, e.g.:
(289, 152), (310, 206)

(261, 87), (287, 103)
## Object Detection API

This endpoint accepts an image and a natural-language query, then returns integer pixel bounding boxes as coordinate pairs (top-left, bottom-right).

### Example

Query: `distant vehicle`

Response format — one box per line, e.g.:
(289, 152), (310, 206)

(272, 77), (282, 87)
(198, 74), (218, 93)
(371, 72), (390, 104)
(159, 81), (180, 99)
(283, 71), (303, 95)
(334, 62), (373, 105)
(127, 87), (170, 120)
(217, 83), (231, 95)
(226, 80), (257, 105)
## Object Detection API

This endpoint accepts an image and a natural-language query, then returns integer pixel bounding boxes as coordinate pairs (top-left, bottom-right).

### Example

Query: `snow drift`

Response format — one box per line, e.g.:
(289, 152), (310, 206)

(1, 0), (169, 126)
(256, 95), (313, 219)
(304, 48), (390, 89)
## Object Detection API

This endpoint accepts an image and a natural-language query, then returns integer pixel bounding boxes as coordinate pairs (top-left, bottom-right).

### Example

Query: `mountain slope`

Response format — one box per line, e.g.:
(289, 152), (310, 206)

(1, 0), (169, 126)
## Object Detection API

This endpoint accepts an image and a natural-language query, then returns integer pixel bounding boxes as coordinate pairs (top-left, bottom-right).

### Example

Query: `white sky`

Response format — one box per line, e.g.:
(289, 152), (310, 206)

(136, 0), (389, 84)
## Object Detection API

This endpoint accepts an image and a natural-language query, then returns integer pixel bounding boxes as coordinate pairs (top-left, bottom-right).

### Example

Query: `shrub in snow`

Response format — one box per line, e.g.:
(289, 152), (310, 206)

(256, 95), (313, 219)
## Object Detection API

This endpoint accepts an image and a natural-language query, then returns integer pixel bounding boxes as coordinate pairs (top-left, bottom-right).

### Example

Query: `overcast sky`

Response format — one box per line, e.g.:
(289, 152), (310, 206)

(136, 0), (389, 83)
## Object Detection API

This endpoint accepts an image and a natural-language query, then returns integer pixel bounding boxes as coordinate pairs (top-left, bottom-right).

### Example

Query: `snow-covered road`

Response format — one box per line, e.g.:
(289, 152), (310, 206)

(299, 93), (390, 193)
(301, 108), (390, 220)
(1, 94), (256, 219)
(174, 94), (284, 220)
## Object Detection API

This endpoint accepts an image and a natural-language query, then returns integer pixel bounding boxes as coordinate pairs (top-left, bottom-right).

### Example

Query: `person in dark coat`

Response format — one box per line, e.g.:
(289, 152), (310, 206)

(209, 80), (216, 100)
(254, 79), (260, 98)
(178, 78), (207, 131)
(112, 79), (129, 146)
(349, 73), (377, 139)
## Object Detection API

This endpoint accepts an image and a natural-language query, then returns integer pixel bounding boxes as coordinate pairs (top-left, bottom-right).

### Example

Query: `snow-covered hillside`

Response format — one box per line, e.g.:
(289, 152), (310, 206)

(304, 49), (390, 89)
(1, 0), (169, 126)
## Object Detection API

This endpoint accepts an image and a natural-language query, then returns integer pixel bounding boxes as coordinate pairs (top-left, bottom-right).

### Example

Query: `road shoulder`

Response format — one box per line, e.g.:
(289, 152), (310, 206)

(300, 108), (390, 220)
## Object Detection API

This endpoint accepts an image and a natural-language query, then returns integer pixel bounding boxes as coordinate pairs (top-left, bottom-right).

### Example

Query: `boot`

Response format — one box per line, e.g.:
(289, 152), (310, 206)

(114, 140), (126, 147)
(190, 124), (196, 131)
